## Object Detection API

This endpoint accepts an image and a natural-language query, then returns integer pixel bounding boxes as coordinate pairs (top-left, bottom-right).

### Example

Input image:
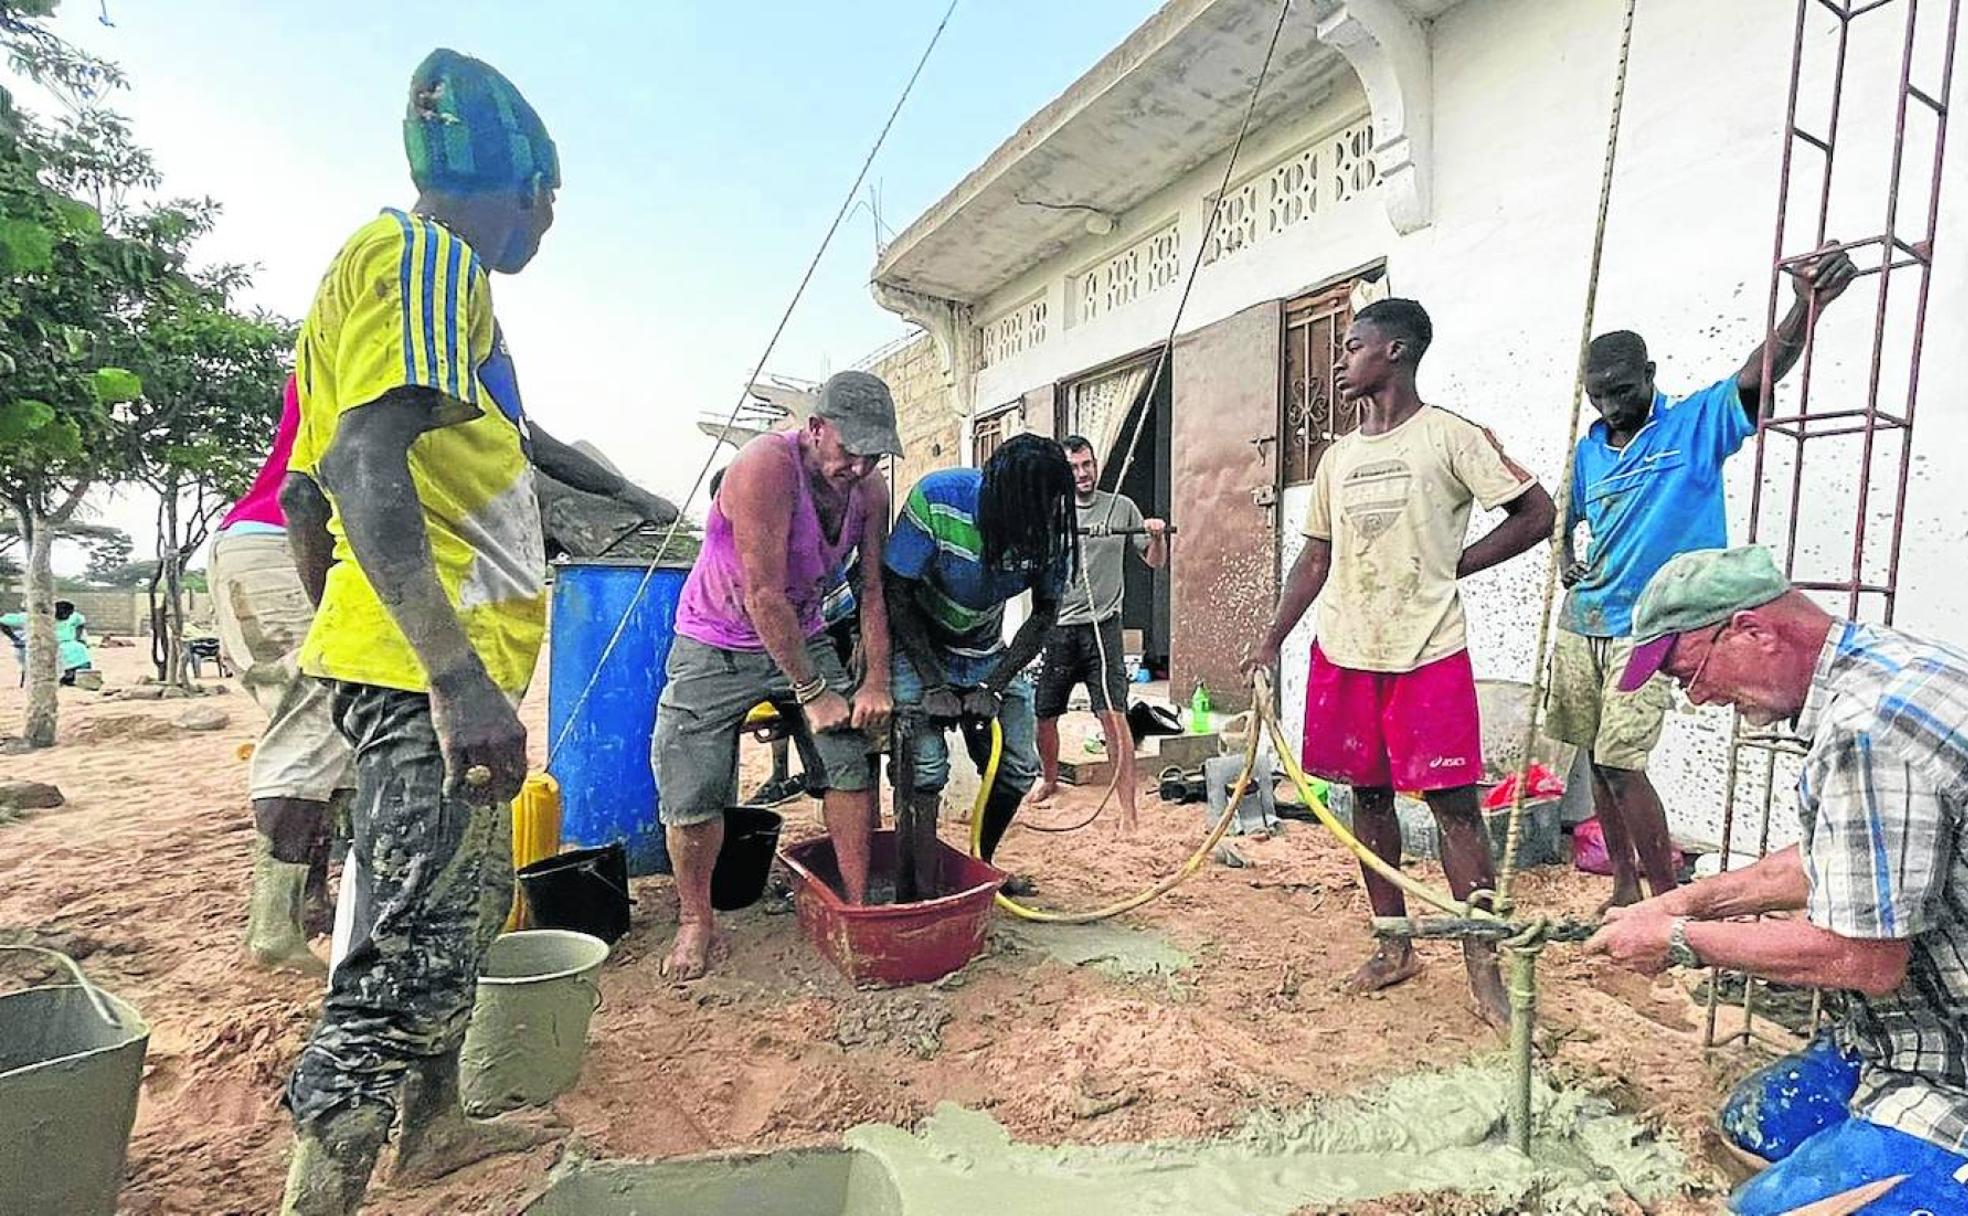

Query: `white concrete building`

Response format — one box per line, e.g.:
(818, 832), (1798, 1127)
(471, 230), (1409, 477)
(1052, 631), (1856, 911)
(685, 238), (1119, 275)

(868, 0), (1967, 850)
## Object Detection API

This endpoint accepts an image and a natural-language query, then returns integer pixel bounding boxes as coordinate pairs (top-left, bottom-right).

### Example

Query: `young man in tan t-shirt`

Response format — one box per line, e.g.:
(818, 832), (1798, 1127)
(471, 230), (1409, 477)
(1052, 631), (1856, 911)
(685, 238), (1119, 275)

(1247, 298), (1555, 1027)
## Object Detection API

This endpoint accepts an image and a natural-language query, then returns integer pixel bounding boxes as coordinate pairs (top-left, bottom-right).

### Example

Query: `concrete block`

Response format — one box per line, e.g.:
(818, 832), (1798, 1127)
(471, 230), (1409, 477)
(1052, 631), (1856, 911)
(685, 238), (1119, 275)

(1059, 757), (1113, 787)
(1322, 786), (1564, 869)
(1152, 732), (1222, 772)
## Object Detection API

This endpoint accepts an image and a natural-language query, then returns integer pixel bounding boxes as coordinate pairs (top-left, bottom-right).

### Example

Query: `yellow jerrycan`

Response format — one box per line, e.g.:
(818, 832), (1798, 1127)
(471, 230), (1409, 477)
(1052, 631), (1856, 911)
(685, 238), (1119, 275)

(504, 772), (564, 932)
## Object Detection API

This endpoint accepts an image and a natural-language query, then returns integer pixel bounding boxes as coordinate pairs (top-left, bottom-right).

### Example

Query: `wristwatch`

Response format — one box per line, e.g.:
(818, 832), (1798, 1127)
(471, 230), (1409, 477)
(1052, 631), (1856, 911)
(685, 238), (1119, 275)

(1667, 916), (1702, 969)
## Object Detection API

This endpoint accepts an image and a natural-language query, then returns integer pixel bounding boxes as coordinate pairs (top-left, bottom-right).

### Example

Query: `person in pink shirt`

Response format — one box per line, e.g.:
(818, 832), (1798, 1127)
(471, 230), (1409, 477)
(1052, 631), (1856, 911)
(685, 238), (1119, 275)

(653, 372), (898, 979)
(211, 376), (354, 974)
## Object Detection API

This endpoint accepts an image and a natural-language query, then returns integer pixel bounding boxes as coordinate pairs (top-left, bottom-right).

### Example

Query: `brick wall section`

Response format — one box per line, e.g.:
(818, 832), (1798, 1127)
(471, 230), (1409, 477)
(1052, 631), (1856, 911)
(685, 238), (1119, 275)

(868, 332), (960, 499)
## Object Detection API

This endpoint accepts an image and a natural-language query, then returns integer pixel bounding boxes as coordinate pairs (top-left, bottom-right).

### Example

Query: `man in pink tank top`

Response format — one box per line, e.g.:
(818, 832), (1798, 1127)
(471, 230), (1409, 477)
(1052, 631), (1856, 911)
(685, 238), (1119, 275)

(653, 371), (901, 980)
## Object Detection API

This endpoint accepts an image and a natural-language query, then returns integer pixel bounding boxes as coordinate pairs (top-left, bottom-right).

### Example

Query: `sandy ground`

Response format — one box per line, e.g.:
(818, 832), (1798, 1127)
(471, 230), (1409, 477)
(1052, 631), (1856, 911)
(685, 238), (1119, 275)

(0, 643), (1781, 1214)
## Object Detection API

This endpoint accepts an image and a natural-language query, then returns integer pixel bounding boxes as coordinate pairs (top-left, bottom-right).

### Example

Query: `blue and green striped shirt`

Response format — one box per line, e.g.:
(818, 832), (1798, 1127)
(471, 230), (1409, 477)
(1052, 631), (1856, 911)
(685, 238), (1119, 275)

(885, 469), (1068, 684)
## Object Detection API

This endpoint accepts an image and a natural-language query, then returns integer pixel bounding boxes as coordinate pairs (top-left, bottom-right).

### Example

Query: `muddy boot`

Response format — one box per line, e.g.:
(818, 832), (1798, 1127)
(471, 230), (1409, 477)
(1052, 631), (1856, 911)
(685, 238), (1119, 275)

(248, 833), (326, 976)
(390, 1049), (554, 1184)
(301, 847), (334, 941)
(301, 817), (338, 940)
(280, 1104), (389, 1216)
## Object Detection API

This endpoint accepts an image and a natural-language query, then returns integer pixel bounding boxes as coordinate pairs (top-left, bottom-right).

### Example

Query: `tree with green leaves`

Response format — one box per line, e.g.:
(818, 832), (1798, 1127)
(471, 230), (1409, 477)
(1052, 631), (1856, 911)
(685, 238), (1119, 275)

(0, 5), (155, 745)
(0, 512), (127, 572)
(113, 249), (290, 685)
(78, 519), (129, 580)
(4, 11), (293, 734)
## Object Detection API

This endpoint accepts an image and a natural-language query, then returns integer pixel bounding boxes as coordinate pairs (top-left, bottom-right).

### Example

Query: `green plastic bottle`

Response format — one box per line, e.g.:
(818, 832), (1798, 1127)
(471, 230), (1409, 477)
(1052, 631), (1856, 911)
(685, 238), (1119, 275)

(1188, 682), (1213, 733)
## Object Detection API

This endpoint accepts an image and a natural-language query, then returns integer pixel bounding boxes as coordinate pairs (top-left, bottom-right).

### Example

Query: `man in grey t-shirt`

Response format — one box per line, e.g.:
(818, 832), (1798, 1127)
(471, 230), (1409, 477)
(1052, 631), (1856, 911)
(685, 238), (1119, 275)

(1031, 435), (1167, 829)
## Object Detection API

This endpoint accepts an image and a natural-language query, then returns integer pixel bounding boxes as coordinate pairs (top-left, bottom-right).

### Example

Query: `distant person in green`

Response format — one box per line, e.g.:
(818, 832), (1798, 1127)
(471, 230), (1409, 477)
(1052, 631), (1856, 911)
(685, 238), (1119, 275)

(1, 600), (92, 686)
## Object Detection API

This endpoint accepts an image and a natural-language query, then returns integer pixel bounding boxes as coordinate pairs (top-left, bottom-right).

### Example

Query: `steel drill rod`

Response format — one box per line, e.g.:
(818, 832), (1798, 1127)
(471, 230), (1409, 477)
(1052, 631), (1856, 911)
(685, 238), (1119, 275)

(1506, 943), (1542, 1156)
(1371, 916), (1601, 944)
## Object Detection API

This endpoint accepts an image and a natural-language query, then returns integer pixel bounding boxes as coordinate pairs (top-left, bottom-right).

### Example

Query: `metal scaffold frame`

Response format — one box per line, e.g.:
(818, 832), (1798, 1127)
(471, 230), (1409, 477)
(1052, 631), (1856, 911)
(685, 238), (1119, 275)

(1706, 0), (1961, 1051)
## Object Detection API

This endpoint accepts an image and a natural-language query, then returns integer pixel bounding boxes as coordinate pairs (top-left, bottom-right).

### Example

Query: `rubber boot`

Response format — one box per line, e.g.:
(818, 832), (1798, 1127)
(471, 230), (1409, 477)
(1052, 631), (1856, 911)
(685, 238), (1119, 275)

(976, 781), (1025, 863)
(301, 834), (334, 941)
(247, 833), (327, 976)
(391, 1049), (553, 1184)
(279, 1105), (389, 1216)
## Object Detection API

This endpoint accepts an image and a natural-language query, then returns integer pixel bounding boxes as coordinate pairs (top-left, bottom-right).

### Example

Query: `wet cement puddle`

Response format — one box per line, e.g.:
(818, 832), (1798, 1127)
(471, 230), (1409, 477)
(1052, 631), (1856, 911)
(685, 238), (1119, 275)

(526, 1061), (1686, 1214)
(995, 920), (1193, 981)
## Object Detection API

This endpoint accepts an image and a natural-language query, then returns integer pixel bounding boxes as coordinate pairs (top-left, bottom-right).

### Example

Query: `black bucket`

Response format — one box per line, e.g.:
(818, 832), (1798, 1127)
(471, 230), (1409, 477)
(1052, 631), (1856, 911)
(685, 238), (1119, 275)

(518, 843), (632, 944)
(710, 806), (783, 911)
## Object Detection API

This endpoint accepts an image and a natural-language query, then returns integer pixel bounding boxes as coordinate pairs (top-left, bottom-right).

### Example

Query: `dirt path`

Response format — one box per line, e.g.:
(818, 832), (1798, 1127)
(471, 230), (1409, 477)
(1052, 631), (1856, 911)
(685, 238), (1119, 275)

(2, 644), (1766, 1213)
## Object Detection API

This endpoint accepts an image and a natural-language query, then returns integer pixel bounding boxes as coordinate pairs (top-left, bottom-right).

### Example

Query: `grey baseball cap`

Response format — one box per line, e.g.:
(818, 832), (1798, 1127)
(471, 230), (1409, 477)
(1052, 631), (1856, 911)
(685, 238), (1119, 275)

(813, 371), (904, 458)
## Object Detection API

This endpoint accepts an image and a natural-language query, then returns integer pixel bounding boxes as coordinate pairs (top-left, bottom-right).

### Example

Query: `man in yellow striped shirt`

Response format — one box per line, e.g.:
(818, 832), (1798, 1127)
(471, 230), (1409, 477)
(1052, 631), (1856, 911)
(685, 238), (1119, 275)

(275, 49), (671, 1214)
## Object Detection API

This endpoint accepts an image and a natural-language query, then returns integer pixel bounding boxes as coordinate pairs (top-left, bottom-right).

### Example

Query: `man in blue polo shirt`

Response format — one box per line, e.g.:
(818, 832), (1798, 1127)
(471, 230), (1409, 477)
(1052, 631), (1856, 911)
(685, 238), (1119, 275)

(1549, 243), (1855, 909)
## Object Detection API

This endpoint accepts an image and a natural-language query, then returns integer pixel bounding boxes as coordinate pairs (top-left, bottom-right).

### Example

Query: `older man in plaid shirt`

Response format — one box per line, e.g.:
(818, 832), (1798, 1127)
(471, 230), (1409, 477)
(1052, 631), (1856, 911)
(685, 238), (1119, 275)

(1587, 545), (1968, 1215)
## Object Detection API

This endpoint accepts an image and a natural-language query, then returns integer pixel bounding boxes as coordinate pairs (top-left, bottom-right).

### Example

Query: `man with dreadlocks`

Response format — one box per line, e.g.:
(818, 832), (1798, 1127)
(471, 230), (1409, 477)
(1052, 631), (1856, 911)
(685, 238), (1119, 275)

(884, 434), (1080, 901)
(274, 49), (670, 1213)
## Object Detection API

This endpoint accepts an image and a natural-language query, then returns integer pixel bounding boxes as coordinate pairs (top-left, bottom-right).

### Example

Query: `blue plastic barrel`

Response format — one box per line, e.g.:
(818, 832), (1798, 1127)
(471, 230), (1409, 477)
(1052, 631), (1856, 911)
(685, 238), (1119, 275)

(547, 560), (689, 876)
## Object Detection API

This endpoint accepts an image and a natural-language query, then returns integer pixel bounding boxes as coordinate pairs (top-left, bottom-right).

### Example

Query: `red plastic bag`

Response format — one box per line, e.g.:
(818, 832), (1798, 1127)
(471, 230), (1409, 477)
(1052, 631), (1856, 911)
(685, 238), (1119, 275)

(1573, 817), (1614, 876)
(1481, 762), (1566, 810)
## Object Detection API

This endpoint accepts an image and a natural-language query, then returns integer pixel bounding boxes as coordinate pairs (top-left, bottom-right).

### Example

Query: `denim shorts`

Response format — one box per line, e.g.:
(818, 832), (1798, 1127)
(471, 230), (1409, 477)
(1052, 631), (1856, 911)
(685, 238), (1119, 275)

(888, 651), (1038, 796)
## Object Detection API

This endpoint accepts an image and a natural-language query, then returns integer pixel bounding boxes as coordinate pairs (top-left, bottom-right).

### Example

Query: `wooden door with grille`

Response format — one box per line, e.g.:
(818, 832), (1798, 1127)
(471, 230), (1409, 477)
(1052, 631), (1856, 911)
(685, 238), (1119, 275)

(1281, 281), (1362, 487)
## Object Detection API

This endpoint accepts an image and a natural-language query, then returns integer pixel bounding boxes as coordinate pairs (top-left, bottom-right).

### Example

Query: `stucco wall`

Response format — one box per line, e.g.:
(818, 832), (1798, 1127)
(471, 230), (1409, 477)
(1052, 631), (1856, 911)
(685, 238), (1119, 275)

(868, 331), (963, 501)
(925, 0), (1968, 850)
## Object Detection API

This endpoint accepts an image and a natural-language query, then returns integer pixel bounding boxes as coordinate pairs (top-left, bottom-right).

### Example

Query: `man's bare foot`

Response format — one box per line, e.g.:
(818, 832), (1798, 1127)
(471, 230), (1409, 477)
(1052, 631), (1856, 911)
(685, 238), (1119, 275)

(660, 921), (724, 981)
(1115, 810), (1140, 835)
(390, 1112), (556, 1184)
(1028, 782), (1058, 806)
(1341, 942), (1422, 994)
(1595, 886), (1643, 917)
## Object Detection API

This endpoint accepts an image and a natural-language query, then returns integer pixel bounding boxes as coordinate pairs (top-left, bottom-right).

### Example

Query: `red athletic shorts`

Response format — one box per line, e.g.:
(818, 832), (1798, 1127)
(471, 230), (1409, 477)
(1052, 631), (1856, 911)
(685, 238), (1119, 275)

(1301, 644), (1483, 791)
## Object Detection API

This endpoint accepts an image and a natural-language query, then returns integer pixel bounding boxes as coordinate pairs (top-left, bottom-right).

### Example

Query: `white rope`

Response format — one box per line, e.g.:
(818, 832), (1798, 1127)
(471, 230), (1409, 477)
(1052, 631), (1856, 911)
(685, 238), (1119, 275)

(1024, 0), (1295, 836)
(1495, 0), (1640, 907)
(545, 0), (961, 767)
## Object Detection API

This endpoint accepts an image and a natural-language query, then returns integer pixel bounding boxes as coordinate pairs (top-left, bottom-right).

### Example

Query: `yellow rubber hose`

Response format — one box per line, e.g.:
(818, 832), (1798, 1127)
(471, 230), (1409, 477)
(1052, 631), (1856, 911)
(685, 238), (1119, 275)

(1258, 701), (1491, 922)
(968, 677), (1267, 925)
(961, 673), (1491, 927)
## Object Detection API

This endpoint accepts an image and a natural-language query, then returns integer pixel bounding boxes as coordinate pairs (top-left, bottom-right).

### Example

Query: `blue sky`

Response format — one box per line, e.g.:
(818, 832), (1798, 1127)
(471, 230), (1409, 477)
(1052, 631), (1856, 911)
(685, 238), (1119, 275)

(20, 0), (1160, 564)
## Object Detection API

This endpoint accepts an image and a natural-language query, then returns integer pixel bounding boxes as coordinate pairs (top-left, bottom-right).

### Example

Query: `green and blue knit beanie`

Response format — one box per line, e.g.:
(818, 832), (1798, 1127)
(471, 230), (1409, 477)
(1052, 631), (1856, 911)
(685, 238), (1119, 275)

(404, 49), (560, 197)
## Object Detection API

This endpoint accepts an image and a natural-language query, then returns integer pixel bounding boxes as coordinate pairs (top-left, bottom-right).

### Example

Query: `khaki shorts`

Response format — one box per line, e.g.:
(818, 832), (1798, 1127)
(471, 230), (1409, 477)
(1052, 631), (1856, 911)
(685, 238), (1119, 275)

(651, 635), (873, 828)
(211, 530), (355, 802)
(1544, 629), (1671, 772)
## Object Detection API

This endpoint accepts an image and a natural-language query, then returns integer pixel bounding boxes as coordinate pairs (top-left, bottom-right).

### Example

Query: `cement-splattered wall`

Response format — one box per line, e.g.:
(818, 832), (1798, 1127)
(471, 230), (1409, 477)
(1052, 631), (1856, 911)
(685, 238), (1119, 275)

(936, 0), (1968, 851)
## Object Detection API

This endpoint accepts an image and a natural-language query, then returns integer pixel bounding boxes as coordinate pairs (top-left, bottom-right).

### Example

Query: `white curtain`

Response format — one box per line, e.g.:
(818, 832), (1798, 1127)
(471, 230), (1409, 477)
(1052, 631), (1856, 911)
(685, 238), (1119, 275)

(1067, 359), (1153, 467)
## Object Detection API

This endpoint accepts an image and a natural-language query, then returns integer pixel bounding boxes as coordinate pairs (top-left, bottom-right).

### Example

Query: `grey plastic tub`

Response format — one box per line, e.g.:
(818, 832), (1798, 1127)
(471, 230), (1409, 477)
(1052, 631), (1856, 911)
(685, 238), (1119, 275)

(460, 929), (609, 1116)
(0, 968), (150, 1216)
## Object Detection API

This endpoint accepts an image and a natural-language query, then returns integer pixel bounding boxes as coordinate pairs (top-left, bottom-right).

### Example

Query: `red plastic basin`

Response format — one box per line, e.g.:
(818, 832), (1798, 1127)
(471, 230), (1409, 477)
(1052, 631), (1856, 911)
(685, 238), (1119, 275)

(779, 830), (1006, 988)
